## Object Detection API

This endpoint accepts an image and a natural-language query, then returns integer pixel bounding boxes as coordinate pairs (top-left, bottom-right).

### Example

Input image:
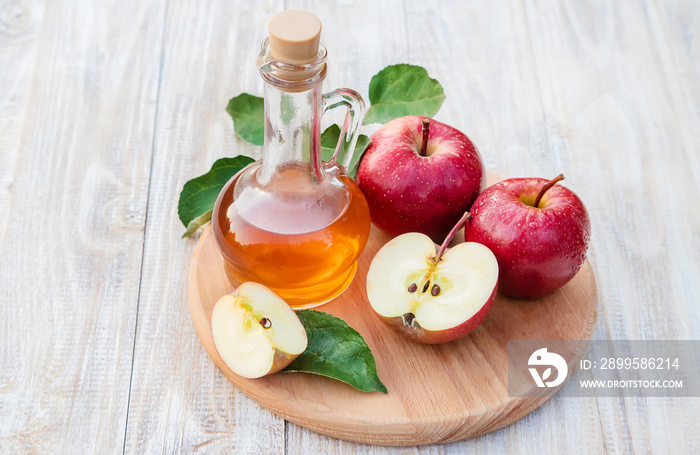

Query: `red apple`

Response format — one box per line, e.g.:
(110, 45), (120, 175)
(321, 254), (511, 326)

(356, 116), (486, 243)
(366, 213), (499, 344)
(464, 175), (591, 300)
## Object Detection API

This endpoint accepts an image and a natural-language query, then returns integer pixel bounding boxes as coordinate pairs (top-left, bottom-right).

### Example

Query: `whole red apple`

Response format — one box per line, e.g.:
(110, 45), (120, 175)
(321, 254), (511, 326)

(356, 116), (485, 242)
(464, 175), (591, 300)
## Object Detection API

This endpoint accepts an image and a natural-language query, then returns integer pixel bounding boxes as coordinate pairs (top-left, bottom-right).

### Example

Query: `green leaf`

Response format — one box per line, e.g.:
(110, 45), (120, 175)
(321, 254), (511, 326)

(364, 64), (446, 125)
(320, 124), (371, 179)
(178, 156), (255, 237)
(348, 134), (371, 179)
(320, 124), (342, 162)
(226, 93), (265, 145)
(181, 210), (212, 238)
(284, 310), (388, 393)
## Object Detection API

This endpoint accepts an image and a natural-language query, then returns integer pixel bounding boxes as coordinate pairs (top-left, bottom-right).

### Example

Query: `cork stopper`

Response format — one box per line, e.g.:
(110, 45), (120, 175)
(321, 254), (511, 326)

(268, 10), (322, 65)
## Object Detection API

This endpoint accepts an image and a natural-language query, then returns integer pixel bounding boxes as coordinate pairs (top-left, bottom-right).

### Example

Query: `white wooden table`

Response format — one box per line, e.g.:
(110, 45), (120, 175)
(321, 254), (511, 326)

(1, 0), (698, 453)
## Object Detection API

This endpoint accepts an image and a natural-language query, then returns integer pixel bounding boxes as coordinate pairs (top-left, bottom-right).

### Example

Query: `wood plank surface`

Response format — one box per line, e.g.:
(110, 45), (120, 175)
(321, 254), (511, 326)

(0, 0), (164, 453)
(121, 1), (286, 454)
(0, 0), (43, 242)
(524, 1), (700, 454)
(0, 0), (698, 453)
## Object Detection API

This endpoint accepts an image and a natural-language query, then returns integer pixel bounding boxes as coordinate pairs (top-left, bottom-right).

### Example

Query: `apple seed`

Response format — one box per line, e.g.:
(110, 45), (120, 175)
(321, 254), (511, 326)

(407, 283), (418, 293)
(422, 281), (431, 293)
(259, 317), (272, 329)
(431, 284), (441, 296)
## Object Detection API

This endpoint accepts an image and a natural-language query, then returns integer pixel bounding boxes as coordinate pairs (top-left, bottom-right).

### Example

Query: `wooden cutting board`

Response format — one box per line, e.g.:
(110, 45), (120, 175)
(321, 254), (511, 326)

(188, 213), (597, 446)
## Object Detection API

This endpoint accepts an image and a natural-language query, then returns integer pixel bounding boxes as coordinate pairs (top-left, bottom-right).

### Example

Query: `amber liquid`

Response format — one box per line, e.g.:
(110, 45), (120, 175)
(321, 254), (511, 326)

(212, 165), (371, 308)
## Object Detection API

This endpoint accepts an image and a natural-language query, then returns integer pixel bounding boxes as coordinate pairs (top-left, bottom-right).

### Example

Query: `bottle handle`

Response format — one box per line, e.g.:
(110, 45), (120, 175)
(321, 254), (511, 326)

(322, 88), (366, 172)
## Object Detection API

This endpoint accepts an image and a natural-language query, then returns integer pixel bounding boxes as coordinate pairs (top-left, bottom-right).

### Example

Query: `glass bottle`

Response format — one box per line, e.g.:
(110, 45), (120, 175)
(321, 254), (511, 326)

(212, 10), (371, 309)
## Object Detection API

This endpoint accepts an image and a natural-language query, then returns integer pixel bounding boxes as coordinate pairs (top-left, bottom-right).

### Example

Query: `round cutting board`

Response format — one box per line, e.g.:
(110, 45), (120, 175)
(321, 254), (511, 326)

(188, 214), (597, 446)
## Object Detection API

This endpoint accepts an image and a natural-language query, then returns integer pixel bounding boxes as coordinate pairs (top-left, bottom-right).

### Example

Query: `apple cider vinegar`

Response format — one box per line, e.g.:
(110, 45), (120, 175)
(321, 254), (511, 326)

(213, 167), (370, 308)
(211, 10), (371, 308)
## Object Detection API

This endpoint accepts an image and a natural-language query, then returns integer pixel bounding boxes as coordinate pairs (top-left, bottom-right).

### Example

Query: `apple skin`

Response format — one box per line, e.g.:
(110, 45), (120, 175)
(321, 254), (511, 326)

(464, 178), (591, 300)
(356, 116), (486, 243)
(269, 350), (299, 376)
(380, 285), (497, 344)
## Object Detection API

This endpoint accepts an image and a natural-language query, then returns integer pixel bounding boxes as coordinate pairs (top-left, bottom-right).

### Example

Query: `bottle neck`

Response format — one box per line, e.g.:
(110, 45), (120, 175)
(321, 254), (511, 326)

(258, 81), (324, 184)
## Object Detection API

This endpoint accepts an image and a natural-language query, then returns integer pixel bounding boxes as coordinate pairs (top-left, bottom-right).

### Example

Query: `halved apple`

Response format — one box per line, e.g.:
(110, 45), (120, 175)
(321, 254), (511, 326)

(366, 213), (499, 344)
(211, 282), (308, 378)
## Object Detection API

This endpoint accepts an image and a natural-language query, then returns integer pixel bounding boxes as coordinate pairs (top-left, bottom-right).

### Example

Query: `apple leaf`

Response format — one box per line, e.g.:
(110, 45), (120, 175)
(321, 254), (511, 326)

(284, 310), (388, 394)
(226, 93), (265, 145)
(320, 124), (371, 178)
(364, 64), (446, 125)
(181, 210), (212, 238)
(178, 156), (255, 237)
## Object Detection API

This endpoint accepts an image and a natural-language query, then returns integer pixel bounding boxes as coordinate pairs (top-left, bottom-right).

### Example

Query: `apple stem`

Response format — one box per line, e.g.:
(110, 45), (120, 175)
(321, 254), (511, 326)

(533, 174), (565, 208)
(436, 211), (471, 262)
(420, 118), (430, 157)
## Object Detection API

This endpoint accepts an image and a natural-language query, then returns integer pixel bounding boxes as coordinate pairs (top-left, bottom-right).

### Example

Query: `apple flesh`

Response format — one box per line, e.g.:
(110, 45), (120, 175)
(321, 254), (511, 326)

(211, 282), (307, 379)
(356, 116), (486, 243)
(464, 175), (591, 300)
(366, 213), (499, 344)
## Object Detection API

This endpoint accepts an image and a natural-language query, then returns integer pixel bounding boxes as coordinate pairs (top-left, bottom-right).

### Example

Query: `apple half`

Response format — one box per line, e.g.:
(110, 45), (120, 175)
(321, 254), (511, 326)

(366, 215), (499, 344)
(211, 282), (308, 379)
